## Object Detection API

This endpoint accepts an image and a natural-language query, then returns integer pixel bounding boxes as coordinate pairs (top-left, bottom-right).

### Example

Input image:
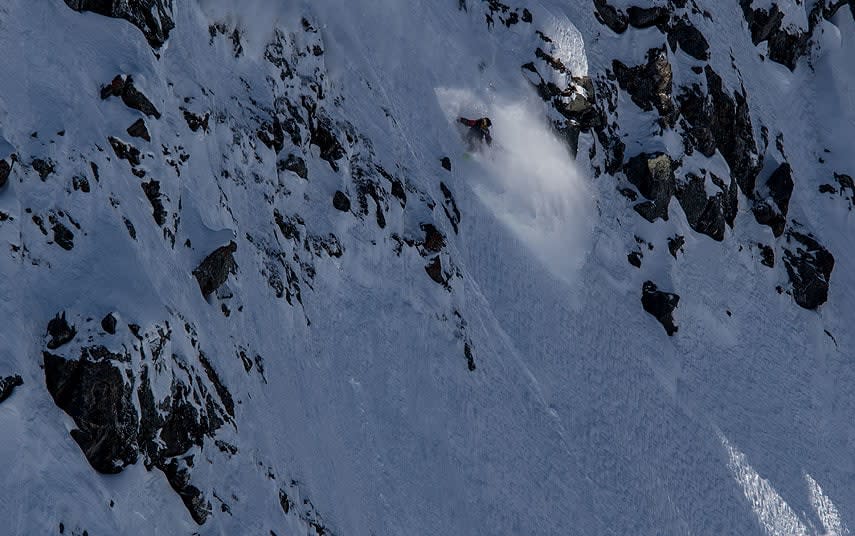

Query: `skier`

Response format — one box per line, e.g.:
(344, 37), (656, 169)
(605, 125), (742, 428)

(458, 116), (493, 150)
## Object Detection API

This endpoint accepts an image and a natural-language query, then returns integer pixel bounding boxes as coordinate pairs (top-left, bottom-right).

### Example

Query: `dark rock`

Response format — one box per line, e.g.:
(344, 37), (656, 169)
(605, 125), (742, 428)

(197, 352), (234, 418)
(278, 154), (308, 179)
(140, 180), (167, 226)
(274, 209), (303, 241)
(440, 182), (461, 234)
(641, 281), (680, 336)
(783, 229), (834, 310)
(309, 115), (345, 171)
(32, 158), (55, 180)
(425, 256), (449, 286)
(258, 118), (285, 154)
(43, 351), (139, 473)
(0, 375), (23, 403)
(593, 0), (628, 33)
(668, 235), (685, 258)
(119, 76), (161, 118)
(420, 223), (445, 253)
(124, 218), (137, 240)
(52, 221), (75, 250)
(627, 6), (669, 29)
(47, 312), (76, 350)
(628, 251), (642, 268)
(72, 176), (91, 192)
(758, 243), (775, 267)
(101, 313), (117, 334)
(332, 190), (351, 212)
(674, 173), (726, 241)
(182, 109), (209, 133)
(65, 0), (175, 48)
(613, 47), (675, 126)
(464, 342), (476, 371)
(127, 118), (150, 142)
(667, 19), (710, 60)
(441, 156), (452, 171)
(108, 137), (141, 166)
(753, 163), (793, 237)
(162, 458), (210, 525)
(193, 241), (238, 297)
(624, 152), (674, 222)
(0, 159), (11, 188)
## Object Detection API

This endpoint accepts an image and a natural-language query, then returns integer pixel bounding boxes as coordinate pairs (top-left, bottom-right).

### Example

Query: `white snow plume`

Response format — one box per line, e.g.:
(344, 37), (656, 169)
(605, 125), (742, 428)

(436, 87), (593, 285)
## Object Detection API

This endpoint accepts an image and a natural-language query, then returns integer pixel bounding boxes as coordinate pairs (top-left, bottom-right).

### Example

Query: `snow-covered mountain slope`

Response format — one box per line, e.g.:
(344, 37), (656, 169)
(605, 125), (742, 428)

(0, 0), (853, 534)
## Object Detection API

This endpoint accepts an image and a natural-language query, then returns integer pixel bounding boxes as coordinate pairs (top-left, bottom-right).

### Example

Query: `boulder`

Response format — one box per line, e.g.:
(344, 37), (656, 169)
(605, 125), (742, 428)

(333, 190), (351, 212)
(667, 19), (710, 60)
(593, 0), (628, 33)
(641, 281), (680, 336)
(624, 152), (675, 222)
(782, 229), (834, 310)
(0, 375), (23, 403)
(47, 312), (76, 349)
(193, 242), (238, 297)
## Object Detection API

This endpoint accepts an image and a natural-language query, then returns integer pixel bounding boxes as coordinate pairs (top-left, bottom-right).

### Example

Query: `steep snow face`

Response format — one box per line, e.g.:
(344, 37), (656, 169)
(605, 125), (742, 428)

(0, 1), (853, 535)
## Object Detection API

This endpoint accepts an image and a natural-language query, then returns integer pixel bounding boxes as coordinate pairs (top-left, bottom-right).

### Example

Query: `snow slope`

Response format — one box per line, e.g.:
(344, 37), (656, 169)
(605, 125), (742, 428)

(0, 1), (853, 534)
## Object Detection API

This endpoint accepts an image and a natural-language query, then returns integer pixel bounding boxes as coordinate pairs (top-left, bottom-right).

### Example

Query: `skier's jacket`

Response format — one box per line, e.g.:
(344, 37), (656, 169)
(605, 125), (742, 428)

(458, 117), (493, 146)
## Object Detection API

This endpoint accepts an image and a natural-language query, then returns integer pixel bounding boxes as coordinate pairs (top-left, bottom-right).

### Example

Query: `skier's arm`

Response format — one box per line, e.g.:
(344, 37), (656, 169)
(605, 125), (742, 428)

(458, 117), (476, 127)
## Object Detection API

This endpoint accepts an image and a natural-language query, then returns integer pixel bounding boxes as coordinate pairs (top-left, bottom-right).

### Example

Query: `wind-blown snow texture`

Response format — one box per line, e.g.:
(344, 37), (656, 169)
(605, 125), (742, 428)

(0, 0), (854, 534)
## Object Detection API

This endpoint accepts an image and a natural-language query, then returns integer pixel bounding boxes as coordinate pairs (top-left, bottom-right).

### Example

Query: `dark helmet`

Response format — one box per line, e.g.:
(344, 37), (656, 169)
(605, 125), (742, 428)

(479, 117), (492, 128)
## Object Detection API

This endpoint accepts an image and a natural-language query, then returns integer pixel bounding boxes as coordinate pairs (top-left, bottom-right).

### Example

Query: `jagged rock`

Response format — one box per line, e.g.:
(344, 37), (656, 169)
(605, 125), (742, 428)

(668, 235), (685, 258)
(752, 163), (793, 237)
(0, 375), (23, 403)
(700, 67), (761, 198)
(420, 223), (445, 253)
(278, 154), (308, 179)
(127, 118), (150, 142)
(626, 6), (669, 29)
(332, 190), (351, 212)
(440, 182), (461, 234)
(464, 342), (476, 371)
(739, 1), (805, 70)
(162, 458), (210, 525)
(309, 114), (345, 171)
(43, 351), (139, 473)
(108, 137), (141, 166)
(441, 156), (452, 171)
(675, 173), (727, 241)
(593, 0), (628, 33)
(425, 256), (449, 286)
(628, 251), (642, 268)
(667, 19), (710, 60)
(624, 153), (674, 222)
(613, 47), (675, 126)
(101, 313), (117, 334)
(64, 0), (175, 48)
(100, 75), (161, 118)
(140, 180), (167, 226)
(72, 175), (91, 192)
(758, 243), (775, 268)
(182, 109), (209, 133)
(47, 312), (76, 350)
(52, 221), (75, 250)
(257, 118), (285, 153)
(193, 242), (237, 297)
(32, 158), (55, 180)
(274, 210), (303, 241)
(0, 159), (11, 188)
(641, 281), (680, 336)
(782, 229), (834, 310)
